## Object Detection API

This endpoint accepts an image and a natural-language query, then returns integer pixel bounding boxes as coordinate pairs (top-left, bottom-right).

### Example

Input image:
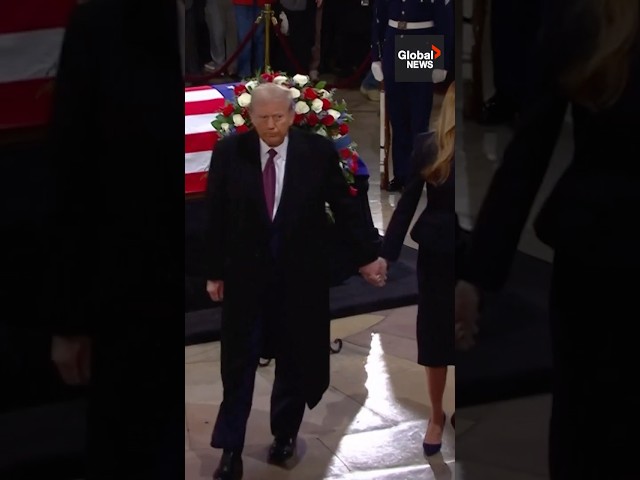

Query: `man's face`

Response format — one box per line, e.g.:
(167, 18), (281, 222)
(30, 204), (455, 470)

(249, 99), (295, 147)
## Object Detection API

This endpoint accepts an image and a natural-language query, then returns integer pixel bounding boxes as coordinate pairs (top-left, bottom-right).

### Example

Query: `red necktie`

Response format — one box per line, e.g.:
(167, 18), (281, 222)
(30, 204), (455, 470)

(263, 148), (277, 220)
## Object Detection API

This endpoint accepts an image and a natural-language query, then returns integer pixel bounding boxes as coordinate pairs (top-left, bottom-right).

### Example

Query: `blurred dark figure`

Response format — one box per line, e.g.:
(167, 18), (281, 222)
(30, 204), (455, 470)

(456, 1), (639, 478)
(47, 1), (183, 478)
(321, 0), (372, 77)
(481, 0), (543, 124)
(276, 0), (320, 75)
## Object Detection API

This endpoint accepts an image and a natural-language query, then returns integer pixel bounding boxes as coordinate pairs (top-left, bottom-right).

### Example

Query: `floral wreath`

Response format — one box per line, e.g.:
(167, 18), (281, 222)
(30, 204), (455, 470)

(211, 70), (361, 193)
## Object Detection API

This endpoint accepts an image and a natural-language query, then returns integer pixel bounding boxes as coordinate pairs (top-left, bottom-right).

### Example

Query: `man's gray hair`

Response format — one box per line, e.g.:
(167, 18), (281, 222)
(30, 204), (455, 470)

(248, 83), (295, 112)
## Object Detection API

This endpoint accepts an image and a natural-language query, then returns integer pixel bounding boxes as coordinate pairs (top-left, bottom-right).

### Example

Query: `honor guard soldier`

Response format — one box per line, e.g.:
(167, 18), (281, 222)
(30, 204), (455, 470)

(371, 0), (454, 191)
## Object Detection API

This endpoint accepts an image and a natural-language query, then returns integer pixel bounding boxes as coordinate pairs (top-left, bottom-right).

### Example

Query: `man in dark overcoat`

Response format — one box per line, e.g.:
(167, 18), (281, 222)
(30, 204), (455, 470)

(204, 82), (386, 479)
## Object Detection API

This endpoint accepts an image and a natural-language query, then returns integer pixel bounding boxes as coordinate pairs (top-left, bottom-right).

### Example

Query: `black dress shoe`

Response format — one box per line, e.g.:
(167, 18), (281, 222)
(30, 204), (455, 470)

(213, 451), (243, 480)
(267, 437), (296, 465)
(386, 178), (404, 192)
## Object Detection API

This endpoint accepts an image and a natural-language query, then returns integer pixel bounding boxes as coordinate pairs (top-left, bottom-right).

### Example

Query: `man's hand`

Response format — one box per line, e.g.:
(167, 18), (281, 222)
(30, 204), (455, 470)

(51, 335), (91, 385)
(359, 258), (387, 287)
(432, 69), (447, 83)
(207, 280), (224, 302)
(455, 280), (480, 350)
(371, 61), (384, 82)
(279, 12), (289, 35)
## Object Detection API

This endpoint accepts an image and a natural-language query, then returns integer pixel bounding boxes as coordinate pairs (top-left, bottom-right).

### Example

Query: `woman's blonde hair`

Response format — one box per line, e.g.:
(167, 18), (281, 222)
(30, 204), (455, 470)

(560, 0), (638, 110)
(423, 81), (455, 186)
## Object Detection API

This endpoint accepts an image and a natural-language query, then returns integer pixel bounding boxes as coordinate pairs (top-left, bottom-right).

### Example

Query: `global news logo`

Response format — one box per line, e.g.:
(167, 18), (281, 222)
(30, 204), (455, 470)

(397, 44), (441, 70)
(394, 35), (444, 82)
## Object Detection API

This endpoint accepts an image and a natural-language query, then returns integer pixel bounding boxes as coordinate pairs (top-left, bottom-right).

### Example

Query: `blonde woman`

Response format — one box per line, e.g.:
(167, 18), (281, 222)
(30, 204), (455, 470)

(381, 81), (456, 456)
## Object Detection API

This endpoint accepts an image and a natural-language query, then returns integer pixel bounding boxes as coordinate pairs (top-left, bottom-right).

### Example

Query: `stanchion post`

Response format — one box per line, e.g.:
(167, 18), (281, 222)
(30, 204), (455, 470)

(380, 81), (390, 190)
(263, 3), (273, 71)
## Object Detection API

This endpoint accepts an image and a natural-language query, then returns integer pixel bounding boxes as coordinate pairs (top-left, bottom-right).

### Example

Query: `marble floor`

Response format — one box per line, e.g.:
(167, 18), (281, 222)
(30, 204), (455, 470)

(186, 308), (456, 479)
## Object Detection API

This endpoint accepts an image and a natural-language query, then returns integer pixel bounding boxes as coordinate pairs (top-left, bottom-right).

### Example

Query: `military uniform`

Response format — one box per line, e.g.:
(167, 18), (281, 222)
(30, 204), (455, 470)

(372, 0), (454, 190)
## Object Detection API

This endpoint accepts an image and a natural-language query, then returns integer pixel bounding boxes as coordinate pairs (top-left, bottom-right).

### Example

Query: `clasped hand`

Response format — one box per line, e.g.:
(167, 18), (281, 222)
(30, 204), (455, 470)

(359, 257), (388, 287)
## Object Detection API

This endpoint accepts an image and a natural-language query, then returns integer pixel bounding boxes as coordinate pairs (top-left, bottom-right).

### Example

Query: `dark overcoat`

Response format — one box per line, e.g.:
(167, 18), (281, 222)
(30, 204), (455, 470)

(204, 128), (378, 408)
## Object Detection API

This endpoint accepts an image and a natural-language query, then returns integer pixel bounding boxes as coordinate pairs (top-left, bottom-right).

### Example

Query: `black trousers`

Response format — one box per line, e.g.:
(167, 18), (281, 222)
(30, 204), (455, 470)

(210, 308), (306, 451)
(547, 252), (635, 479)
(279, 1), (317, 74)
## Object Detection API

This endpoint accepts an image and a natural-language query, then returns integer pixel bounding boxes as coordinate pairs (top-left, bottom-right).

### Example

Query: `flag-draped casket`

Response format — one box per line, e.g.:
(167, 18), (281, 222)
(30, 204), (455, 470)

(184, 84), (238, 195)
(0, 0), (77, 129)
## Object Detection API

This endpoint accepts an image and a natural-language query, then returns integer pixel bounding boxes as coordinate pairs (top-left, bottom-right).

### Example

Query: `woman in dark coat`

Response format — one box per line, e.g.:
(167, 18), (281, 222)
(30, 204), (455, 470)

(381, 82), (456, 456)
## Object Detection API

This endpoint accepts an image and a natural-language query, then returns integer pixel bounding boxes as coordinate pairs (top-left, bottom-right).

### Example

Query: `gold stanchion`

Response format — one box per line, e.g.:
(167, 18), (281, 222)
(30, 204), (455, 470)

(263, 4), (273, 71)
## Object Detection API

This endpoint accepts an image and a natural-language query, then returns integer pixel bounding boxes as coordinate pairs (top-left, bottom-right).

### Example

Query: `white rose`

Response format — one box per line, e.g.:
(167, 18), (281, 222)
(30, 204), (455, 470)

(318, 89), (331, 99)
(273, 75), (289, 85)
(293, 74), (309, 87)
(289, 87), (301, 99)
(327, 109), (341, 120)
(220, 122), (230, 132)
(294, 101), (310, 114)
(244, 80), (258, 91)
(237, 92), (252, 107)
(311, 98), (324, 113)
(232, 114), (245, 127)
(316, 127), (327, 137)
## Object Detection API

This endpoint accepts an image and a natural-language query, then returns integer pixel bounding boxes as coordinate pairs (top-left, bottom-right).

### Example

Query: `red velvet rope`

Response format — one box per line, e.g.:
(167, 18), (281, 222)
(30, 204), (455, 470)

(272, 20), (372, 90)
(184, 19), (261, 84)
(185, 12), (373, 90)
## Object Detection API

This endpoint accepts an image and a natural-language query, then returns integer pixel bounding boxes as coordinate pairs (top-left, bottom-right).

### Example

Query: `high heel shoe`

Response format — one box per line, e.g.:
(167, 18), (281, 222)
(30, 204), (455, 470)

(423, 413), (446, 457)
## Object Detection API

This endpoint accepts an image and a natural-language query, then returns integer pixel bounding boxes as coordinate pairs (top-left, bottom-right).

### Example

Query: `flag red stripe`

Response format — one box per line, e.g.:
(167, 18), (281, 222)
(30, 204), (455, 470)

(185, 131), (217, 154)
(0, 0), (77, 34)
(185, 172), (209, 195)
(0, 78), (55, 129)
(185, 99), (224, 116)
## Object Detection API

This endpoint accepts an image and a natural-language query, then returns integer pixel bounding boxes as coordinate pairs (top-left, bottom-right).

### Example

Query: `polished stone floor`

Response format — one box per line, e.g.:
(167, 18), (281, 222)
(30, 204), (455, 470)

(186, 308), (456, 479)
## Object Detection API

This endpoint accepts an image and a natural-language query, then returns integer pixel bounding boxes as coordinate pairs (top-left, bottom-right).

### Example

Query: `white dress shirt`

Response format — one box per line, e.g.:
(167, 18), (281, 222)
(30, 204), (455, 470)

(259, 136), (288, 219)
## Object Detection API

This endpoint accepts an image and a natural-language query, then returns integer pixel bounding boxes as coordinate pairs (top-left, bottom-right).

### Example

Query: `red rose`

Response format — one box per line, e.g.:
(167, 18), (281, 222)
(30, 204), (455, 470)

(307, 113), (319, 126)
(321, 115), (335, 126)
(339, 148), (351, 159)
(261, 73), (274, 82)
(234, 84), (247, 95)
(321, 99), (331, 110)
(236, 124), (249, 133)
(303, 88), (318, 100)
(294, 113), (304, 125)
(339, 123), (349, 135)
(350, 159), (358, 173)
(348, 186), (358, 197)
(221, 104), (234, 117)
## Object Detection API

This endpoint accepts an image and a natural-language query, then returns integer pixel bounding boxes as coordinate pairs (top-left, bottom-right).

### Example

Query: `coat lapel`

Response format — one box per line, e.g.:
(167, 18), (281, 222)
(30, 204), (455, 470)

(273, 129), (306, 226)
(239, 130), (271, 225)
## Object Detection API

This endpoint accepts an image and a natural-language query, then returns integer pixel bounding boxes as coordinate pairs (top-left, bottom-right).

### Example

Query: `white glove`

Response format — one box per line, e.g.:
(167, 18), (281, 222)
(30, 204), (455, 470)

(432, 69), (447, 83)
(279, 12), (289, 35)
(371, 61), (384, 81)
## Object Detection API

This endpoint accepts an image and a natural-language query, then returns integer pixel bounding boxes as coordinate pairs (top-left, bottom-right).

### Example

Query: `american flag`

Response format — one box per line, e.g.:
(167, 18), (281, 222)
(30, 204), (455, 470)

(185, 84), (237, 195)
(0, 0), (77, 129)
